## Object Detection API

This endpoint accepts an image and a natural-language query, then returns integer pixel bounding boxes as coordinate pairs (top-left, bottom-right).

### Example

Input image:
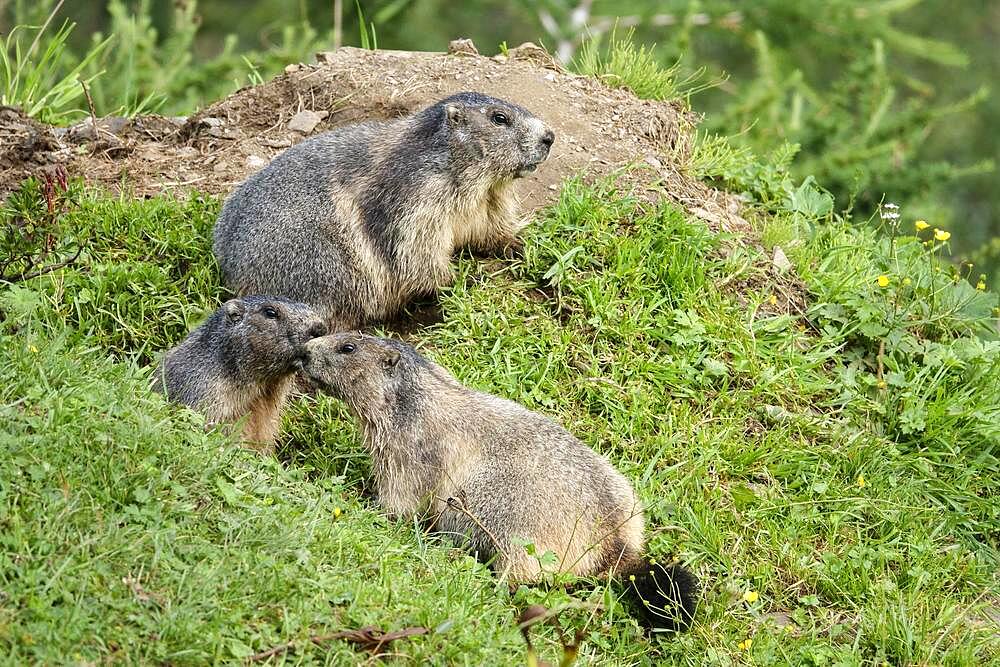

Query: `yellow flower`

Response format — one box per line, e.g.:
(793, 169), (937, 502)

(902, 277), (912, 286)
(783, 624), (796, 635)
(977, 280), (986, 291)
(857, 474), (867, 488)
(737, 638), (753, 651)
(333, 507), (342, 518)
(29, 345), (39, 354)
(914, 220), (930, 231)
(876, 380), (886, 390)
(877, 275), (890, 288)
(768, 294), (777, 306)
(934, 229), (951, 241)
(743, 590), (759, 603)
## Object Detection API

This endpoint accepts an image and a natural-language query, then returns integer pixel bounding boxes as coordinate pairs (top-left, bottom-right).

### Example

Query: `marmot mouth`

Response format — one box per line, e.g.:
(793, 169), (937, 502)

(303, 372), (341, 398)
(515, 164), (539, 178)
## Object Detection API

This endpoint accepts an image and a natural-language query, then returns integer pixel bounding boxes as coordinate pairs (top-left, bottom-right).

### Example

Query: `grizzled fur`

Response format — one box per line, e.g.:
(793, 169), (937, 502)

(213, 92), (555, 330)
(302, 333), (697, 631)
(153, 296), (326, 451)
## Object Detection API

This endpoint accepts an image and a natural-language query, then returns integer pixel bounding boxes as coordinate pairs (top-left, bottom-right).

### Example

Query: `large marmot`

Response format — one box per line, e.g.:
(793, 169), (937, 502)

(212, 92), (555, 330)
(301, 332), (698, 631)
(153, 296), (326, 450)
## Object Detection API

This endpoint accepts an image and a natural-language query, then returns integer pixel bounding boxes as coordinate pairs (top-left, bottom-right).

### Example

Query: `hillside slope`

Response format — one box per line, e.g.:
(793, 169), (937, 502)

(2, 47), (999, 665)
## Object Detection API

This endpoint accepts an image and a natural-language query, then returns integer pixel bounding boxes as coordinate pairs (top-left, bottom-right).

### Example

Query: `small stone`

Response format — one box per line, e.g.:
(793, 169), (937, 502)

(773, 246), (793, 273)
(644, 155), (663, 169)
(544, 72), (556, 82)
(212, 161), (229, 173)
(448, 38), (479, 56)
(284, 63), (301, 73)
(287, 110), (327, 134)
(246, 155), (267, 170)
(763, 611), (794, 628)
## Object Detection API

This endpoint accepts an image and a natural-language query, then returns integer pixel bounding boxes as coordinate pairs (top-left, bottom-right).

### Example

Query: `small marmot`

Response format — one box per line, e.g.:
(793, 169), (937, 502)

(301, 332), (698, 631)
(213, 92), (555, 330)
(153, 295), (327, 451)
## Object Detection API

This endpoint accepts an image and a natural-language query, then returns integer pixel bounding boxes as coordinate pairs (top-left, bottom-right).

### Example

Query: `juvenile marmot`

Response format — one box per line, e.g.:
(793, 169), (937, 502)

(153, 296), (327, 450)
(302, 333), (698, 630)
(213, 92), (555, 330)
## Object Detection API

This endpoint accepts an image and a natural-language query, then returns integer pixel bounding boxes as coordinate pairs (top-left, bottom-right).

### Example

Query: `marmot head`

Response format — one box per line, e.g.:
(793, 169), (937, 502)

(421, 92), (555, 180)
(218, 296), (327, 379)
(302, 333), (427, 421)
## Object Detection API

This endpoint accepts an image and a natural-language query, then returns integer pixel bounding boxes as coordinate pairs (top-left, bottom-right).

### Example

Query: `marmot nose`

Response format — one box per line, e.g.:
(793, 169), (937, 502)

(540, 129), (555, 148)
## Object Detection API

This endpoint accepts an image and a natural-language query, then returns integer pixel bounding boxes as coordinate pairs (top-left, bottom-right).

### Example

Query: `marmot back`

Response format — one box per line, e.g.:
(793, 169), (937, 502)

(213, 92), (555, 330)
(301, 332), (698, 631)
(153, 295), (326, 450)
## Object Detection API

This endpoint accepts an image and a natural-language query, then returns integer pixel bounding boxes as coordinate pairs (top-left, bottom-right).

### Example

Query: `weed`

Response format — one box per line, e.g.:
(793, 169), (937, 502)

(576, 27), (717, 103)
(0, 6), (110, 121)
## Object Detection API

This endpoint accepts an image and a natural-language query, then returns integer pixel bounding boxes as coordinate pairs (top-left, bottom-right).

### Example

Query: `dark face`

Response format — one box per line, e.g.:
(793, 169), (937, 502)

(443, 93), (555, 179)
(301, 333), (403, 410)
(224, 297), (327, 375)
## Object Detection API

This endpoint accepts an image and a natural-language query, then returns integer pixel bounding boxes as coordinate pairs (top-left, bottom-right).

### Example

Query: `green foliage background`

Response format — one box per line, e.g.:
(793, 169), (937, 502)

(2, 0), (997, 283)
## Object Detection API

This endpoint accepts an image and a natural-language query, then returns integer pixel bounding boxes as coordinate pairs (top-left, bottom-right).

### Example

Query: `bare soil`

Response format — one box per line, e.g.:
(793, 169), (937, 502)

(0, 43), (746, 234)
(2, 43), (808, 316)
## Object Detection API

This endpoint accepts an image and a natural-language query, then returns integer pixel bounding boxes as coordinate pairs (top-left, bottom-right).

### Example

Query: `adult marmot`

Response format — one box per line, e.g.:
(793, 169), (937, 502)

(301, 332), (697, 630)
(213, 92), (555, 330)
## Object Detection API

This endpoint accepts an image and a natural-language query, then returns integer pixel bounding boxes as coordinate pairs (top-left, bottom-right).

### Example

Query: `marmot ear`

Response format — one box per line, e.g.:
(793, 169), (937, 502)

(445, 103), (465, 126)
(382, 349), (401, 374)
(223, 299), (246, 324)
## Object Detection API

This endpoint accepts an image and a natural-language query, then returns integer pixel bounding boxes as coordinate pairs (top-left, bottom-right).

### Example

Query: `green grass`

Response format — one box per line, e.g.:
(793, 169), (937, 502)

(2, 173), (998, 665)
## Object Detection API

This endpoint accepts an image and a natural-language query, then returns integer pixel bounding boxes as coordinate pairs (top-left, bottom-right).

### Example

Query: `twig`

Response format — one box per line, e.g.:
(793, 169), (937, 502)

(876, 339), (885, 384)
(333, 0), (343, 49)
(7, 239), (86, 282)
(247, 626), (427, 663)
(439, 494), (507, 562)
(247, 638), (300, 662)
(79, 79), (107, 143)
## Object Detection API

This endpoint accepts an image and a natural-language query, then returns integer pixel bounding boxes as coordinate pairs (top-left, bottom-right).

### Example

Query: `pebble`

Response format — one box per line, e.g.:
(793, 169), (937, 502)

(287, 110), (328, 134)
(773, 246), (793, 273)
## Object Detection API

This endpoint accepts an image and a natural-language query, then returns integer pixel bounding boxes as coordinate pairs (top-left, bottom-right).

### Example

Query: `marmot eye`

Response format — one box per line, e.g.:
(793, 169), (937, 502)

(262, 307), (279, 319)
(491, 111), (510, 126)
(338, 342), (356, 354)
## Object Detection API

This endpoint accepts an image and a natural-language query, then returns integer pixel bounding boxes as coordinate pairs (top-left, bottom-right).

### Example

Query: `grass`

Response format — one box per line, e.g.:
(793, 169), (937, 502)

(576, 28), (717, 103)
(0, 12), (110, 122)
(2, 166), (998, 665)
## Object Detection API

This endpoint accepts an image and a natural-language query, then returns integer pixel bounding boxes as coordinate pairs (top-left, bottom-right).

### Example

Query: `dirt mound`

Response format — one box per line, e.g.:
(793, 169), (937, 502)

(0, 44), (745, 234)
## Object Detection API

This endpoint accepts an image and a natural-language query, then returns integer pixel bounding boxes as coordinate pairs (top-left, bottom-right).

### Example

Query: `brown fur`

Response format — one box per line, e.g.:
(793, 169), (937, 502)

(302, 333), (648, 581)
